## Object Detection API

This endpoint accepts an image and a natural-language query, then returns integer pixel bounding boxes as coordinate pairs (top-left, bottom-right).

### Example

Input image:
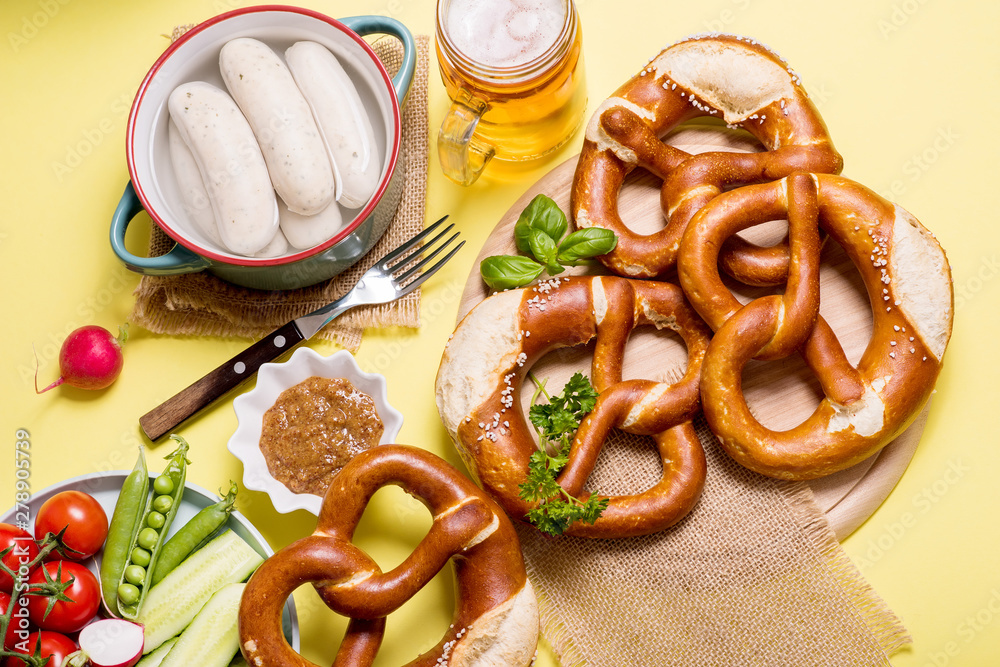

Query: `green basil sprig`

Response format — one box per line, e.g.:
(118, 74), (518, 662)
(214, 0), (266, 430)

(514, 194), (568, 254)
(480, 255), (545, 291)
(480, 194), (617, 291)
(557, 227), (619, 265)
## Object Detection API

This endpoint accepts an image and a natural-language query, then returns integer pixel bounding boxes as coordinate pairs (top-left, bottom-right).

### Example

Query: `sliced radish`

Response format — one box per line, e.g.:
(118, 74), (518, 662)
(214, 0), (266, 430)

(66, 618), (145, 667)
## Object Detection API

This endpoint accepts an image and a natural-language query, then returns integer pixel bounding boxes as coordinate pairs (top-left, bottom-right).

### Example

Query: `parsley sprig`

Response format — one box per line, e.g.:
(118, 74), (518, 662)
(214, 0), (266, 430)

(518, 372), (609, 536)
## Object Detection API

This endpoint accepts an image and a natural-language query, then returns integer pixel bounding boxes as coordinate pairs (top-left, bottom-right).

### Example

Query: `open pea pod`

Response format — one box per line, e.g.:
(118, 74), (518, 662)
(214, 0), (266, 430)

(100, 447), (149, 615)
(117, 435), (191, 620)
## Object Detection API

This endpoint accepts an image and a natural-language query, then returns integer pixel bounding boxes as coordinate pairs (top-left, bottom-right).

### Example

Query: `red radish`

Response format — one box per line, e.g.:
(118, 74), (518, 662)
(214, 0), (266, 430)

(64, 619), (145, 667)
(35, 324), (128, 393)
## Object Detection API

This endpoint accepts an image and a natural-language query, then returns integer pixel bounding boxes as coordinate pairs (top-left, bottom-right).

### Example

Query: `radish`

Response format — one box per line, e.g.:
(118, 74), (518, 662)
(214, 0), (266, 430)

(65, 618), (145, 667)
(36, 324), (128, 393)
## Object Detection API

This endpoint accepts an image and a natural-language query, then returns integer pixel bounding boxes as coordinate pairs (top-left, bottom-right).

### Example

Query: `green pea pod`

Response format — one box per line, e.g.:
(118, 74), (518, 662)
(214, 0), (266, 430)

(151, 481), (238, 586)
(117, 435), (191, 620)
(100, 448), (149, 616)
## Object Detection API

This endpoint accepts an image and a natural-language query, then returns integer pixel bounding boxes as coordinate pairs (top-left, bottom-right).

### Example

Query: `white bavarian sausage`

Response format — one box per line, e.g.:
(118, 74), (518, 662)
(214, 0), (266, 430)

(219, 38), (335, 216)
(253, 227), (290, 258)
(277, 198), (345, 250)
(167, 81), (279, 256)
(285, 41), (381, 209)
(166, 118), (224, 248)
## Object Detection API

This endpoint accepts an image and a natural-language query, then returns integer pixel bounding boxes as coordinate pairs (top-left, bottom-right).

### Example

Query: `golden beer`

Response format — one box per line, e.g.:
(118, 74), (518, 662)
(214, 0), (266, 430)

(435, 0), (587, 185)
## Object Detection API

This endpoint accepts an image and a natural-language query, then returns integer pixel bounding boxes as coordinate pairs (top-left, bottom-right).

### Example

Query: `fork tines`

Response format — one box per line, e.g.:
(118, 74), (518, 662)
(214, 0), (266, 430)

(385, 215), (465, 289)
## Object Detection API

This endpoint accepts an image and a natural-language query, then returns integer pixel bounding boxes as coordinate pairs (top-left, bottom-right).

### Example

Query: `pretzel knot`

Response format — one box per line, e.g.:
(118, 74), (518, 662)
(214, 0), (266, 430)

(571, 33), (843, 283)
(238, 445), (539, 666)
(677, 173), (954, 479)
(436, 276), (712, 538)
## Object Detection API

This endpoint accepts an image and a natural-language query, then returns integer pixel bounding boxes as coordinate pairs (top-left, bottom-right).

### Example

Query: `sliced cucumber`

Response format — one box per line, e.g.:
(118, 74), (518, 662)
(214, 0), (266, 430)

(135, 638), (177, 667)
(159, 583), (244, 667)
(136, 529), (263, 653)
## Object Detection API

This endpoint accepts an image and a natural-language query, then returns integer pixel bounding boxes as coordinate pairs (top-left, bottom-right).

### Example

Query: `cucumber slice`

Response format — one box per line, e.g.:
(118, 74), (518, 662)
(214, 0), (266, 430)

(136, 529), (263, 653)
(135, 638), (177, 667)
(160, 583), (245, 667)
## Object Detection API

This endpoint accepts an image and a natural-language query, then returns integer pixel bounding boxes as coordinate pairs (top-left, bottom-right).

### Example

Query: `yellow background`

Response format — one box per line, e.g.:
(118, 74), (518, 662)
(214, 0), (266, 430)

(2, 0), (998, 665)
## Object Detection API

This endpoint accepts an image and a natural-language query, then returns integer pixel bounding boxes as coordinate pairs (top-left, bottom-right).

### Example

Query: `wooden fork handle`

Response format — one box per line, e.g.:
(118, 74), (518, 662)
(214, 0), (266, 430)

(139, 320), (305, 441)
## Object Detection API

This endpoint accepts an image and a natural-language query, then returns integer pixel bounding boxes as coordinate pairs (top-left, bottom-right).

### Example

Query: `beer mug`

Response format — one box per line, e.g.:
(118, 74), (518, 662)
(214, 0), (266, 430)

(435, 0), (587, 185)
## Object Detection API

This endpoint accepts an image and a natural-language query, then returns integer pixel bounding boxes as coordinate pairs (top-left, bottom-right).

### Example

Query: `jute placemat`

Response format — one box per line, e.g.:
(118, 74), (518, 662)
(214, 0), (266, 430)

(129, 33), (431, 352)
(517, 419), (910, 666)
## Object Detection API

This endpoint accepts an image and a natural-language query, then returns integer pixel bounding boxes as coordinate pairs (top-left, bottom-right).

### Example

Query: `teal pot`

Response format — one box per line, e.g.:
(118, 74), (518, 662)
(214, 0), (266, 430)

(111, 6), (415, 291)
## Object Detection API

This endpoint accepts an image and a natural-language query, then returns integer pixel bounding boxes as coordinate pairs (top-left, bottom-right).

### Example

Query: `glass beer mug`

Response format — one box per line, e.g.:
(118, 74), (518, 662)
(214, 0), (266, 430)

(435, 0), (587, 186)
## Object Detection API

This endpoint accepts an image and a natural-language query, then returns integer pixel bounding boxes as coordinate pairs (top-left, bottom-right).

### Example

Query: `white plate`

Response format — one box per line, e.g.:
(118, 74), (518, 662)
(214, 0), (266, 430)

(228, 347), (404, 515)
(1, 471), (299, 650)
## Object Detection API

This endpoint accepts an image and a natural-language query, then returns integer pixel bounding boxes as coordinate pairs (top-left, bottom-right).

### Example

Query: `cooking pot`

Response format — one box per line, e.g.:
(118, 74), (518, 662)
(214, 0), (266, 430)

(110, 6), (415, 291)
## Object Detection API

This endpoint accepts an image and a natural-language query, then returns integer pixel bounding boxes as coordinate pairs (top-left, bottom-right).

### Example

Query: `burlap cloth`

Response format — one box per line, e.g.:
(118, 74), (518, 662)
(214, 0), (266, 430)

(516, 417), (911, 666)
(129, 33), (431, 352)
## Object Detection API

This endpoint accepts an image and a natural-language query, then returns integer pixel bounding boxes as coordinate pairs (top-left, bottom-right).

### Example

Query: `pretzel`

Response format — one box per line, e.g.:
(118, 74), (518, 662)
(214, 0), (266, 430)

(238, 445), (539, 666)
(436, 276), (711, 538)
(571, 33), (843, 283)
(677, 172), (954, 479)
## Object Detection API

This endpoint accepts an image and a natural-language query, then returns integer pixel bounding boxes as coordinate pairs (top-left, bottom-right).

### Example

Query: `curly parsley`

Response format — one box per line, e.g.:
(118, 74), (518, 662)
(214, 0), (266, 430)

(518, 372), (609, 536)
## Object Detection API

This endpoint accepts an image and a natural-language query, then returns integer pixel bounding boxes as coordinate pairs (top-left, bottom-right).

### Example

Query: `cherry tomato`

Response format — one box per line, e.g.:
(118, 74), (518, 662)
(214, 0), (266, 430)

(26, 561), (101, 634)
(0, 591), (18, 648)
(33, 491), (108, 561)
(4, 630), (77, 667)
(0, 523), (39, 593)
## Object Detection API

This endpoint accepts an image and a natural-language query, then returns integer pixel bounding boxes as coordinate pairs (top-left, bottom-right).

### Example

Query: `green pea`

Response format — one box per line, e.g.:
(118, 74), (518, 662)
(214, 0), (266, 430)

(151, 495), (173, 513)
(146, 511), (166, 530)
(153, 474), (175, 495)
(130, 547), (151, 567)
(124, 565), (146, 586)
(137, 527), (159, 550)
(118, 583), (140, 606)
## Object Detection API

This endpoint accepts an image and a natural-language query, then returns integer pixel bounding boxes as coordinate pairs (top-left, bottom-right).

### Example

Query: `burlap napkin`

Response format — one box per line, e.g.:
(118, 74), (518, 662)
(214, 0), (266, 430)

(519, 418), (910, 666)
(130, 34), (431, 352)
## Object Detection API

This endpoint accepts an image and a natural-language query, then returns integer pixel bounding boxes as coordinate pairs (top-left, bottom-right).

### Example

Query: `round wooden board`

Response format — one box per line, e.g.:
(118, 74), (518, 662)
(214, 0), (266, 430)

(456, 126), (926, 540)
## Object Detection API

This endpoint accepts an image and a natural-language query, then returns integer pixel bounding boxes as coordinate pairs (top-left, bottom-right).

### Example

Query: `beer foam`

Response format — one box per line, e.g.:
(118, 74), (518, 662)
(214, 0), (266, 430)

(445, 0), (567, 68)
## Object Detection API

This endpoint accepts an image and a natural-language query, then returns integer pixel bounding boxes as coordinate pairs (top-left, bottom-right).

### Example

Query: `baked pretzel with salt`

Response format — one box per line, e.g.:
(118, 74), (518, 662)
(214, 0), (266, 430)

(677, 172), (954, 479)
(238, 445), (539, 667)
(572, 33), (843, 283)
(436, 276), (711, 538)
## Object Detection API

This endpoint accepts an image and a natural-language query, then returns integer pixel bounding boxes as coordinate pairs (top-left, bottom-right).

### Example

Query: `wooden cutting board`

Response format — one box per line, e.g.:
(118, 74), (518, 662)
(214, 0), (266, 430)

(456, 126), (926, 540)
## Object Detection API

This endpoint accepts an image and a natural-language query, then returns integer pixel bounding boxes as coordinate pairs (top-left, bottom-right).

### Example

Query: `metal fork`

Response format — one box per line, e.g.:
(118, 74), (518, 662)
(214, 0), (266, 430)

(139, 216), (463, 441)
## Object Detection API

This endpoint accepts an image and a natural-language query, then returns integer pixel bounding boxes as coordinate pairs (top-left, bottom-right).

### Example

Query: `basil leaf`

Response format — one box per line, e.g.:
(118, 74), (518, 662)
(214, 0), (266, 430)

(514, 194), (568, 254)
(526, 228), (563, 274)
(556, 228), (618, 265)
(480, 255), (544, 291)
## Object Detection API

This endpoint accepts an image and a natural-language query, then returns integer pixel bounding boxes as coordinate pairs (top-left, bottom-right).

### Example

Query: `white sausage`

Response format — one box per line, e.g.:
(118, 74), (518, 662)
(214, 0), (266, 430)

(277, 197), (345, 250)
(219, 38), (335, 216)
(167, 118), (224, 248)
(253, 227), (290, 258)
(167, 81), (279, 256)
(285, 41), (381, 209)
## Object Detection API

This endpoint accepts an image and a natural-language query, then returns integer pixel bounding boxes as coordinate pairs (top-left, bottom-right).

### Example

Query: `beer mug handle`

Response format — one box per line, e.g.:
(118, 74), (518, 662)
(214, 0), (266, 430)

(437, 88), (495, 186)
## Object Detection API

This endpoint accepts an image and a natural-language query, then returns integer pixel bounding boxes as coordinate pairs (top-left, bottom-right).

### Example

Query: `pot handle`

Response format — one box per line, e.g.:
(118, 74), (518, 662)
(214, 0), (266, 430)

(109, 181), (210, 276)
(339, 15), (416, 107)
